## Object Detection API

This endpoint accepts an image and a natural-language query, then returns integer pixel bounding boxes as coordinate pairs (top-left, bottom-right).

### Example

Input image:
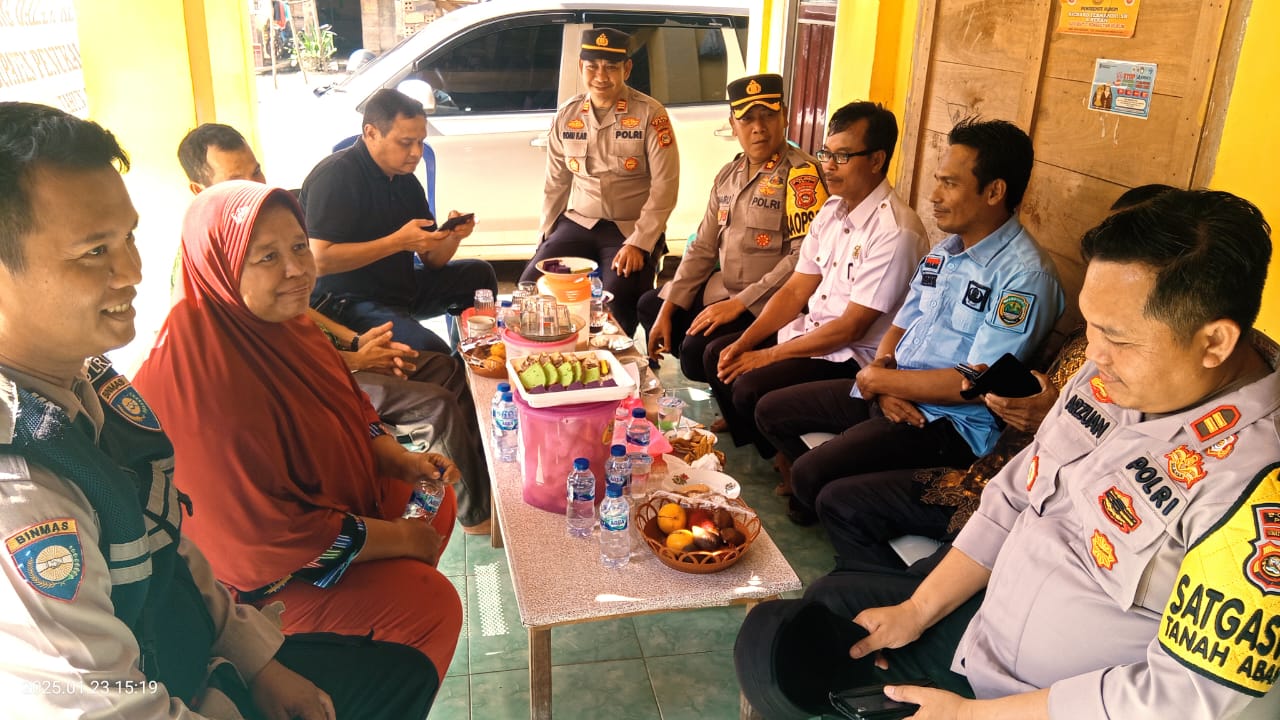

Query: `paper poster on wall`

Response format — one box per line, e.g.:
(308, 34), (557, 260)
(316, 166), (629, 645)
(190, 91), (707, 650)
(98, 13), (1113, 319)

(1088, 59), (1156, 120)
(0, 0), (87, 117)
(1058, 0), (1142, 38)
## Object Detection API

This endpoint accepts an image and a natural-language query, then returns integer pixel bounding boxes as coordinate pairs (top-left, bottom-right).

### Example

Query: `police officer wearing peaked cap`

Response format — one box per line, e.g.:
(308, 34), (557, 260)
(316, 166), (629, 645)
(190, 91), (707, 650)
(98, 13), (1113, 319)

(522, 26), (681, 337)
(727, 72), (786, 118)
(639, 72), (828, 387)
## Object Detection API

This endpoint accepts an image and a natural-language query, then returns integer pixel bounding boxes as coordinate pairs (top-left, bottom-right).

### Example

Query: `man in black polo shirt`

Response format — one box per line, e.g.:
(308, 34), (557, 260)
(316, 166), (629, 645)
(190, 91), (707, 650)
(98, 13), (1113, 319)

(301, 88), (497, 355)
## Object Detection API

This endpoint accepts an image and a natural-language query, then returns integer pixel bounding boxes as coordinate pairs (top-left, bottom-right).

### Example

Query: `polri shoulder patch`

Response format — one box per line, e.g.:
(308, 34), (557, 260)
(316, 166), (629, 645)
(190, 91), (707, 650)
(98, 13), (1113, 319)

(6, 518), (83, 601)
(1160, 464), (1280, 696)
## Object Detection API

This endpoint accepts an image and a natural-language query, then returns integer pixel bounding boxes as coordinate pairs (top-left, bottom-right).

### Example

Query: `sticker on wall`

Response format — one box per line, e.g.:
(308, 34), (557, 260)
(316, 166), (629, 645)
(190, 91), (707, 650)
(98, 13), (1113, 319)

(1087, 59), (1157, 120)
(1058, 0), (1142, 39)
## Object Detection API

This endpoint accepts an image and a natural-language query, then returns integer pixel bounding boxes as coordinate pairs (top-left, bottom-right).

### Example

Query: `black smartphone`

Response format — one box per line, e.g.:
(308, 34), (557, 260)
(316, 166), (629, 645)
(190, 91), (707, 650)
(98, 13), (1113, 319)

(958, 353), (1040, 400)
(829, 680), (933, 720)
(436, 212), (475, 232)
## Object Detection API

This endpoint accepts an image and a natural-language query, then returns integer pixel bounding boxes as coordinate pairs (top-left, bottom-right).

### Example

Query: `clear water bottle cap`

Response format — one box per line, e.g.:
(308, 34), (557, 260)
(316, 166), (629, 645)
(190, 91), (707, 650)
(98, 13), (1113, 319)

(631, 407), (646, 418)
(605, 481), (623, 497)
(498, 382), (511, 393)
(610, 444), (626, 457)
(573, 457), (590, 470)
(502, 392), (513, 402)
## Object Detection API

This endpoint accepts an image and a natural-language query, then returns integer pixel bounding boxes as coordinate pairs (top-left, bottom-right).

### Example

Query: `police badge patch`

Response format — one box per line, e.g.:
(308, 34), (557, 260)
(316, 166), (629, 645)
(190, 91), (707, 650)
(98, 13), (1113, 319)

(7, 519), (83, 601)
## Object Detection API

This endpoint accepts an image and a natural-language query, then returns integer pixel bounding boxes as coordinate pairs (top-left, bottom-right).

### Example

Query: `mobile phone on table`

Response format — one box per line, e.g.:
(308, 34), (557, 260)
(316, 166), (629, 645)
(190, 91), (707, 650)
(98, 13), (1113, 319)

(829, 680), (933, 720)
(436, 212), (474, 232)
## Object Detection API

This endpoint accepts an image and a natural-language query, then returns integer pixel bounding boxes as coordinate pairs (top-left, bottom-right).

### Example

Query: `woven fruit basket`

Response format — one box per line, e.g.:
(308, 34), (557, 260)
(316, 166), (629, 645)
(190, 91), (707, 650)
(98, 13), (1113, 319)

(636, 493), (761, 574)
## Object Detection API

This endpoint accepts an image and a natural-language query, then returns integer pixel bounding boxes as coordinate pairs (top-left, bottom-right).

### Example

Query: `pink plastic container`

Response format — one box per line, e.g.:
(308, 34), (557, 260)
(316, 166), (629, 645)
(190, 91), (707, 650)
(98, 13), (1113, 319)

(500, 326), (578, 359)
(515, 394), (618, 514)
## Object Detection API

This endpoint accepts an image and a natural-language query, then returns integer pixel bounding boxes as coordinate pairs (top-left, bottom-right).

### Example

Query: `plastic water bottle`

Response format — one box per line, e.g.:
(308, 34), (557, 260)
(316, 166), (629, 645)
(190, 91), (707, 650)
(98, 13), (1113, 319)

(566, 458), (596, 538)
(598, 480), (631, 568)
(491, 381), (511, 421)
(589, 270), (605, 334)
(497, 300), (514, 330)
(605, 444), (632, 496)
(625, 407), (650, 454)
(403, 478), (445, 521)
(493, 391), (518, 462)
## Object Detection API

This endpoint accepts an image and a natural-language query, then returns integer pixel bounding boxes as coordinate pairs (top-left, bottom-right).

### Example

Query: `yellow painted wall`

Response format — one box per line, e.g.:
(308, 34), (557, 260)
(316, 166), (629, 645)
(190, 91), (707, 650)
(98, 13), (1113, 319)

(1208, 1), (1280, 338)
(72, 0), (259, 371)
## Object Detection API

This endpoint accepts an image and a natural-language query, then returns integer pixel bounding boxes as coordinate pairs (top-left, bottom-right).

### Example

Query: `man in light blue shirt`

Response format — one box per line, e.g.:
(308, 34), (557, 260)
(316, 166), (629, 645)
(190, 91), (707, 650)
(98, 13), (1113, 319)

(756, 118), (1064, 526)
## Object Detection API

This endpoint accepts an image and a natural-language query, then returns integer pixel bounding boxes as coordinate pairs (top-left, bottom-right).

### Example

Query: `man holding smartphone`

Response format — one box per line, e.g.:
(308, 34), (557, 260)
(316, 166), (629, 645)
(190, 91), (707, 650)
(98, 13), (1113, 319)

(301, 88), (497, 356)
(755, 119), (1064, 525)
(736, 188), (1280, 720)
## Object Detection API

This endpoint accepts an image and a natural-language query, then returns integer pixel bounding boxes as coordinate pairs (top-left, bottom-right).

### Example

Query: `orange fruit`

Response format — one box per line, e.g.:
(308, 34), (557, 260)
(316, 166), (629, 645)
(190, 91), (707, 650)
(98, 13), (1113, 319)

(665, 528), (695, 553)
(656, 503), (687, 534)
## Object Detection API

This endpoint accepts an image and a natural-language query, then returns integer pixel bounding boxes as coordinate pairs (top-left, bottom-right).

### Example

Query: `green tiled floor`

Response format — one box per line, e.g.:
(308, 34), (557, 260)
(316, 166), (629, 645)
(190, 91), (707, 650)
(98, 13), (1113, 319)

(431, 350), (837, 719)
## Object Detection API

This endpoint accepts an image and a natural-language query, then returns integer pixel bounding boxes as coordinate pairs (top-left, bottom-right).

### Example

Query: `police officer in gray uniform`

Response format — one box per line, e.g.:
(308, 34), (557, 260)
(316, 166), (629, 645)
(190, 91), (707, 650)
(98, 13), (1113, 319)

(638, 73), (827, 384)
(0, 103), (435, 718)
(521, 27), (680, 337)
(734, 189), (1280, 719)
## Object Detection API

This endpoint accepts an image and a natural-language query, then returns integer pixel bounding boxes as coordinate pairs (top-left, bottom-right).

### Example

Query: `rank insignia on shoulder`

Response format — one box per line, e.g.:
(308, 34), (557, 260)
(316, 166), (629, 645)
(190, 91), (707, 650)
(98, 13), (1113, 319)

(1206, 434), (1238, 460)
(579, 99), (591, 114)
(1192, 405), (1240, 443)
(615, 99), (627, 113)
(1026, 455), (1039, 491)
(1099, 486), (1142, 534)
(1090, 529), (1117, 570)
(7, 518), (83, 601)
(1166, 445), (1207, 490)
(1090, 376), (1112, 403)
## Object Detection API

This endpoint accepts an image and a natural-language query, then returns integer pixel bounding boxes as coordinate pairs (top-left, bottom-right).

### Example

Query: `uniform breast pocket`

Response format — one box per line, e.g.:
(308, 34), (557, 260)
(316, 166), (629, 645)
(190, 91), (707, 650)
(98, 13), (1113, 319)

(949, 301), (985, 336)
(1075, 473), (1171, 608)
(612, 149), (648, 175)
(563, 139), (588, 167)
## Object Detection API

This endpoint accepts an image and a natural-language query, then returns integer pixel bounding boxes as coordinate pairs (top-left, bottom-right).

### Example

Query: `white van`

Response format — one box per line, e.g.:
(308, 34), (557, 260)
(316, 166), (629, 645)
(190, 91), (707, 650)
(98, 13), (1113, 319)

(303, 0), (750, 260)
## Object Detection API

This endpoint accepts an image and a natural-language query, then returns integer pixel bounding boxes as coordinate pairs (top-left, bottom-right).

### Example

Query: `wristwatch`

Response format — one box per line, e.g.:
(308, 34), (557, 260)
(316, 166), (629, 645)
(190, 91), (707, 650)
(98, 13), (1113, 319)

(349, 335), (360, 352)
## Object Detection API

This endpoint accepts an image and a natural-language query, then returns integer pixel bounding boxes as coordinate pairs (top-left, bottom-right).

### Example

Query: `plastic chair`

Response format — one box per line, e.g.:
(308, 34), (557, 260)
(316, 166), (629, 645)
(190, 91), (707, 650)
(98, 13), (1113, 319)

(331, 134), (436, 213)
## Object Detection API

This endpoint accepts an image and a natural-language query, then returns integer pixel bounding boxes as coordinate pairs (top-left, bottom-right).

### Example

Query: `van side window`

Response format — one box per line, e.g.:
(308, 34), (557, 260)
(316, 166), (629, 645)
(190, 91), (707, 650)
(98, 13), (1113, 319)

(411, 23), (562, 114)
(608, 25), (737, 106)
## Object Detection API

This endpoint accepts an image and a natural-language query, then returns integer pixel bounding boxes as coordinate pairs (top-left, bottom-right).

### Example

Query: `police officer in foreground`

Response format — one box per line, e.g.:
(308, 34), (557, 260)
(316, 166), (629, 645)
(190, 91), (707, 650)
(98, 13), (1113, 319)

(638, 73), (827, 385)
(521, 27), (680, 337)
(0, 102), (435, 718)
(734, 188), (1280, 720)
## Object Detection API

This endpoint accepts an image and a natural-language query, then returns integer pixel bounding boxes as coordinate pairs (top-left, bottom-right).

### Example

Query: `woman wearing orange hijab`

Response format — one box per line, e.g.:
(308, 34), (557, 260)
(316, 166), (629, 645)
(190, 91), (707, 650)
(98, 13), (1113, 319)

(135, 181), (463, 682)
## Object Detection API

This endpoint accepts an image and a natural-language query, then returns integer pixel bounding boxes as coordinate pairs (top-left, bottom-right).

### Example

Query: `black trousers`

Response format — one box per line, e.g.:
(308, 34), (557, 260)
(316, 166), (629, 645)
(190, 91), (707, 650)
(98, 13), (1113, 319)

(706, 343), (859, 455)
(755, 380), (977, 514)
(520, 216), (664, 338)
(817, 468), (956, 570)
(734, 548), (978, 720)
(635, 287), (756, 384)
(227, 632), (438, 719)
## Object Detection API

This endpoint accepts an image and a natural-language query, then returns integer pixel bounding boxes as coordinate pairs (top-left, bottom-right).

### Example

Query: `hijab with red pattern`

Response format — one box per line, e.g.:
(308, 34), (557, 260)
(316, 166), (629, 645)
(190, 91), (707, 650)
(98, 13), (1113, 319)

(134, 181), (387, 592)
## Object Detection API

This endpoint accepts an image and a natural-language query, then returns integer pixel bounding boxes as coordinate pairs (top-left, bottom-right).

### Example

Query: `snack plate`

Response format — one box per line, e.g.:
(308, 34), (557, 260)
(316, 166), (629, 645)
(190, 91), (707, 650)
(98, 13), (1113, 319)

(658, 460), (741, 499)
(507, 349), (636, 408)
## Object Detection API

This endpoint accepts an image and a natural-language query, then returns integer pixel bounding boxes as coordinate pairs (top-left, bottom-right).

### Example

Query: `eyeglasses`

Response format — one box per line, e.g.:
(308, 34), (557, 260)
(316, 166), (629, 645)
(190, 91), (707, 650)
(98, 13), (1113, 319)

(816, 149), (875, 164)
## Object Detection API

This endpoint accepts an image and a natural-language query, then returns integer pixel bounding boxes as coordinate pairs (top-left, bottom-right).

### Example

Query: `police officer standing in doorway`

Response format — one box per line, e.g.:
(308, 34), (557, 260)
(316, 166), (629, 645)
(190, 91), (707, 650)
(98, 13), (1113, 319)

(638, 73), (827, 386)
(521, 27), (680, 338)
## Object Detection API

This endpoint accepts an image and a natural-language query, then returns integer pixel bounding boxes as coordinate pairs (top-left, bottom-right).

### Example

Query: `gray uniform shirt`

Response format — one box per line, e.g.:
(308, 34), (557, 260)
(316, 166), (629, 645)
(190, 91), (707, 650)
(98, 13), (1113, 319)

(953, 337), (1280, 719)
(658, 146), (826, 316)
(0, 367), (282, 718)
(541, 87), (680, 252)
